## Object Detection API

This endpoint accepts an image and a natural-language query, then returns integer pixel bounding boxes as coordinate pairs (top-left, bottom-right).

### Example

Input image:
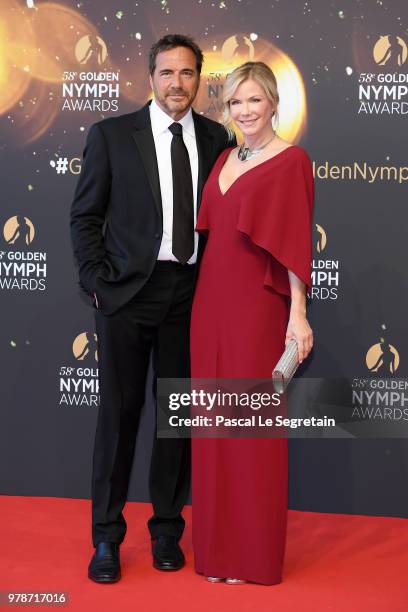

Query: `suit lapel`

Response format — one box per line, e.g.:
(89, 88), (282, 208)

(131, 102), (162, 223)
(193, 111), (215, 210)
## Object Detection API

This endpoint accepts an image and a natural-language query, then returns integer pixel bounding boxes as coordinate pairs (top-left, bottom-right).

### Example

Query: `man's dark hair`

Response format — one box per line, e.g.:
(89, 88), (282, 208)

(149, 34), (204, 75)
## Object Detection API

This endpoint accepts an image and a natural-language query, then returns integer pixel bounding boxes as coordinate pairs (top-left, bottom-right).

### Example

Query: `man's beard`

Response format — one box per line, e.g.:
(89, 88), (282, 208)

(164, 87), (198, 110)
(166, 91), (189, 106)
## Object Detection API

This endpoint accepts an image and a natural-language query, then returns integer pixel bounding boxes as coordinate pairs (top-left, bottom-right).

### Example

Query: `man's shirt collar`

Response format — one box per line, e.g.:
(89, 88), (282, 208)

(150, 98), (195, 138)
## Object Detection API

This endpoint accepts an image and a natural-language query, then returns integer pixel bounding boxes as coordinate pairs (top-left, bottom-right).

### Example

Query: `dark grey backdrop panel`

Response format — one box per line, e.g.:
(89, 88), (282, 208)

(1, 0), (408, 518)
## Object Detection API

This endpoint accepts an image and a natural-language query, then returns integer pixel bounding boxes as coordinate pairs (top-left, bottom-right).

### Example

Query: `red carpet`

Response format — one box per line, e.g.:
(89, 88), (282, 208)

(1, 496), (407, 611)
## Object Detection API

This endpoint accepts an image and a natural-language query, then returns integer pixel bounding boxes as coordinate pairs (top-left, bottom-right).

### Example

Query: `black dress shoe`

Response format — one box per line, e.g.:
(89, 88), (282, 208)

(152, 535), (185, 571)
(88, 542), (121, 583)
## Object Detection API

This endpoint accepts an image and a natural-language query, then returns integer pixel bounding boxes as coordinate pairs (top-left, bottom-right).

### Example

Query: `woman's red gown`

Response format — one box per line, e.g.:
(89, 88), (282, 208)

(190, 145), (314, 585)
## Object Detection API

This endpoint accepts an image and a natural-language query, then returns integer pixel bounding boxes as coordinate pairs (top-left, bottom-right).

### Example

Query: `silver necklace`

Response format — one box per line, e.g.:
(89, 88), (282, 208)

(237, 132), (276, 162)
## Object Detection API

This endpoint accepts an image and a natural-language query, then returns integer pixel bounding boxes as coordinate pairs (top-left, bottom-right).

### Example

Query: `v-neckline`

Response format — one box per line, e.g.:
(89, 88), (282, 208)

(217, 145), (297, 197)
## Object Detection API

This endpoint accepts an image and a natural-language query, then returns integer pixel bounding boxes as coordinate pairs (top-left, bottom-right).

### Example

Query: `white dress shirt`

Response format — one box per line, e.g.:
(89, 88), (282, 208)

(149, 98), (199, 264)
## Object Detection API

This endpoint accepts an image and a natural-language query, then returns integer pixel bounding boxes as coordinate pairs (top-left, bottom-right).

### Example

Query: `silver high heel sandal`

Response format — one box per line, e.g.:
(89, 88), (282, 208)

(206, 576), (224, 583)
(225, 578), (247, 585)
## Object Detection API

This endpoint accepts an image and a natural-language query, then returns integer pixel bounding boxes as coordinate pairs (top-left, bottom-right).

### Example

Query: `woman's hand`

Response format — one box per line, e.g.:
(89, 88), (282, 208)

(285, 312), (313, 363)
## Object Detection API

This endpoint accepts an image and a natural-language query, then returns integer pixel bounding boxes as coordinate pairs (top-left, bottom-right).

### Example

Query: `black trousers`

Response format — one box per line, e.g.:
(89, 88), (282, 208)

(91, 261), (194, 546)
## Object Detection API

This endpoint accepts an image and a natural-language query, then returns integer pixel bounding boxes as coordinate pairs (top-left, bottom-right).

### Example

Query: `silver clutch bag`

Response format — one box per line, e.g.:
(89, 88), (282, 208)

(272, 339), (299, 394)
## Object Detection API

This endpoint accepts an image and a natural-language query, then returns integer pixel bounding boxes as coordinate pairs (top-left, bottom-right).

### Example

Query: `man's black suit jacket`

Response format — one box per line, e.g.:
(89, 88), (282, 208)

(70, 101), (235, 315)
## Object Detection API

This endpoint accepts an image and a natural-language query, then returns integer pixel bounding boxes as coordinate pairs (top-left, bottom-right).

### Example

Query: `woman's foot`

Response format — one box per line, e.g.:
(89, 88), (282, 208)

(225, 578), (247, 585)
(206, 576), (224, 583)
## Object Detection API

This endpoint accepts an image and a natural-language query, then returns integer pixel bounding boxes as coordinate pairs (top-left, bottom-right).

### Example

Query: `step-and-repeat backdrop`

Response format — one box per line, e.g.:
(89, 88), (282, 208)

(1, 0), (408, 517)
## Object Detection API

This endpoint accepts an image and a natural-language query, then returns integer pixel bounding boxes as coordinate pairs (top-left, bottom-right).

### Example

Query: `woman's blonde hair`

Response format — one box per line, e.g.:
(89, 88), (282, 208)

(222, 61), (279, 127)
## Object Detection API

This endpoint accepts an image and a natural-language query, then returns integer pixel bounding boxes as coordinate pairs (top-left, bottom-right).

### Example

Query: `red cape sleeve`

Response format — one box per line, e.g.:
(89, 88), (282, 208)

(237, 148), (314, 296)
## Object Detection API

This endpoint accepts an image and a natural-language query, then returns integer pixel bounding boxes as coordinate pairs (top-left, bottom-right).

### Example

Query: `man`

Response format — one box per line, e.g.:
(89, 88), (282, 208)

(70, 34), (235, 583)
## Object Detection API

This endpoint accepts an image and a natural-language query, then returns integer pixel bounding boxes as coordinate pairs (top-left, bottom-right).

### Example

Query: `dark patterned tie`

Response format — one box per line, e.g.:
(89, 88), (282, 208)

(168, 122), (194, 264)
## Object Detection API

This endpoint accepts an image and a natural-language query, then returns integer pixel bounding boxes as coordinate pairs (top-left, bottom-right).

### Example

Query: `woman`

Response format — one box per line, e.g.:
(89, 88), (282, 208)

(190, 61), (314, 585)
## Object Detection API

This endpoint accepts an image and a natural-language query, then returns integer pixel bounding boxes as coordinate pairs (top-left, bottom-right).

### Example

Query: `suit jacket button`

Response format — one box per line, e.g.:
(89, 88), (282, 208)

(155, 233), (160, 239)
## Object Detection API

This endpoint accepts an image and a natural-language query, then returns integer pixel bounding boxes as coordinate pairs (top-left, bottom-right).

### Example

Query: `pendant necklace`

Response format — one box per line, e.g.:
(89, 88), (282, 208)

(238, 132), (276, 162)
